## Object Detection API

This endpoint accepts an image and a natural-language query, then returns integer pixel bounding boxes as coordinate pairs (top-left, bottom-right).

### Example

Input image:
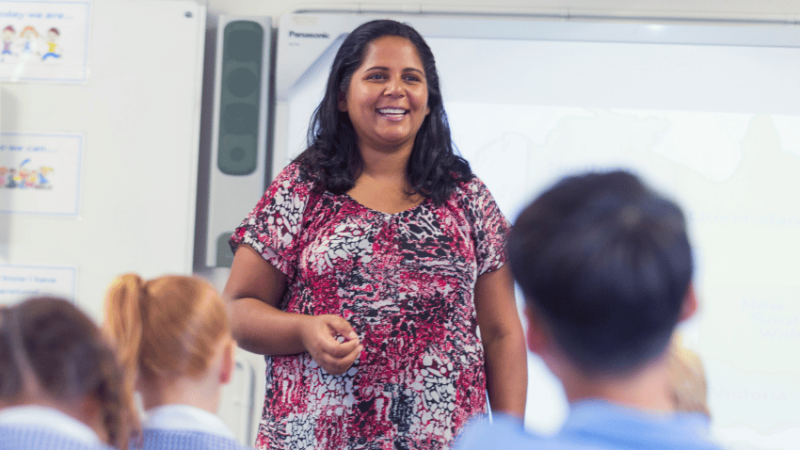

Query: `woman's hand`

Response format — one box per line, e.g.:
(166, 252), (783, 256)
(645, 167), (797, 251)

(225, 244), (364, 371)
(300, 314), (363, 375)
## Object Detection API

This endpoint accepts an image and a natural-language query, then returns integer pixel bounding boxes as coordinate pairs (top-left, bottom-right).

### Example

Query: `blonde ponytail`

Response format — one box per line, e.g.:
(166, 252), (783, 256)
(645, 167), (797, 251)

(103, 273), (146, 406)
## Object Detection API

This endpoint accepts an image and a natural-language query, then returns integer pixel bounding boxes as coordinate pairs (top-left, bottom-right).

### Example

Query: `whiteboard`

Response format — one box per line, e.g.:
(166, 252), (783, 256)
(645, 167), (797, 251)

(274, 12), (800, 450)
(0, 0), (205, 321)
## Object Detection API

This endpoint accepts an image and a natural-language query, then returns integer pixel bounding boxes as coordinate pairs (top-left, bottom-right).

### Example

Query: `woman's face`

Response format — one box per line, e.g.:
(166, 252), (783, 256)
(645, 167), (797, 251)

(338, 35), (430, 154)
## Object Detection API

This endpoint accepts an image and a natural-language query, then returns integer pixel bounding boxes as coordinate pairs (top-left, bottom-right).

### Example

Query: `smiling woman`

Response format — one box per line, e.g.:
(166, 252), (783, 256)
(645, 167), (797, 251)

(223, 19), (528, 450)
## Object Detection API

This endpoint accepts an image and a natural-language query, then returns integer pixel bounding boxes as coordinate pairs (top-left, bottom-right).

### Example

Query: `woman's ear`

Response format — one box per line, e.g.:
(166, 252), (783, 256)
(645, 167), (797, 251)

(337, 91), (348, 112)
(679, 284), (698, 323)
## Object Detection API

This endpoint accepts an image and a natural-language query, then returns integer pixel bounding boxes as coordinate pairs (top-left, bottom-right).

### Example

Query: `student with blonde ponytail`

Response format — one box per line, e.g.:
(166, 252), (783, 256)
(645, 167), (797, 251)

(103, 274), (250, 450)
(0, 296), (136, 450)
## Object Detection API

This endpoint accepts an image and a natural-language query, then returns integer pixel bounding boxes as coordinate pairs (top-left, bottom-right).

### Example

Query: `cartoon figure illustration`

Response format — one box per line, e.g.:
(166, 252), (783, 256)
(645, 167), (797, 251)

(2, 26), (15, 56)
(17, 167), (30, 189)
(0, 161), (54, 189)
(6, 168), (17, 188)
(24, 169), (38, 188)
(19, 25), (39, 56)
(42, 27), (61, 60)
(37, 166), (53, 189)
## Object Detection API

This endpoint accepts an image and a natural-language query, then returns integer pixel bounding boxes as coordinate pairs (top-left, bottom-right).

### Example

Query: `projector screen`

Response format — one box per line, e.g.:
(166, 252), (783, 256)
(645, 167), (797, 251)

(275, 13), (800, 450)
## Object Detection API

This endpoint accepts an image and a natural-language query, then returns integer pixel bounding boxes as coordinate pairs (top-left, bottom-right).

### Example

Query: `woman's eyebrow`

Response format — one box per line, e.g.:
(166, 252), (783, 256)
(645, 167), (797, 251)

(363, 66), (424, 75)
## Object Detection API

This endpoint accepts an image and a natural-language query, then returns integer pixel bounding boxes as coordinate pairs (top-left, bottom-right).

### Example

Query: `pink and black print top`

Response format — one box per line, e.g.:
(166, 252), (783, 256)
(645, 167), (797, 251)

(230, 162), (510, 450)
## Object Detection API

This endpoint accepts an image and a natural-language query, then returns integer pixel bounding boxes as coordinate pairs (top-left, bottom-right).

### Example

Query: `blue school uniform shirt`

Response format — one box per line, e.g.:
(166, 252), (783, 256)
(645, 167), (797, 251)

(0, 427), (112, 450)
(455, 400), (724, 450)
(133, 429), (252, 450)
(130, 404), (251, 450)
(0, 406), (111, 450)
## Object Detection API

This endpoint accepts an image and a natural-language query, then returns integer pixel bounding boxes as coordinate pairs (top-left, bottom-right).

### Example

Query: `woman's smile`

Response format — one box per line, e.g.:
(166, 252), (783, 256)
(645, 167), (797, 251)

(376, 107), (408, 120)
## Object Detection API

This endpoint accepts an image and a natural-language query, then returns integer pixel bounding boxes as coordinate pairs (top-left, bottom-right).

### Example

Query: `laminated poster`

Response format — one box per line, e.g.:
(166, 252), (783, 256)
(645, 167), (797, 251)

(0, 263), (76, 305)
(0, 0), (91, 82)
(0, 132), (82, 215)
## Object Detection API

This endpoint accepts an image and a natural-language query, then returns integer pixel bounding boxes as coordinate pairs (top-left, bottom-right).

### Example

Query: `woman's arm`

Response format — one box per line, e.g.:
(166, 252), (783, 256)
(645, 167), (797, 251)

(474, 264), (528, 419)
(223, 244), (363, 375)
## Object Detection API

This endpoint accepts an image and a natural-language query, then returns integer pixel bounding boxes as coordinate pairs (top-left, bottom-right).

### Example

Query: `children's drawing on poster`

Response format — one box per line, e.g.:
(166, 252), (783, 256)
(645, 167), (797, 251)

(0, 1), (91, 82)
(0, 264), (77, 306)
(0, 132), (82, 215)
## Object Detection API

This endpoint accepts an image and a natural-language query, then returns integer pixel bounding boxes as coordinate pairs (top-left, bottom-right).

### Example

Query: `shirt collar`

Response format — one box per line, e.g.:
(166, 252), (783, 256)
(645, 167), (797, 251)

(563, 399), (711, 439)
(144, 404), (235, 439)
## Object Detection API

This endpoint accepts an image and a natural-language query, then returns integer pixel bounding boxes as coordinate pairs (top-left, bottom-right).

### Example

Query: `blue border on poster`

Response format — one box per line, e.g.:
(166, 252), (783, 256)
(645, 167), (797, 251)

(0, 0), (92, 82)
(0, 262), (78, 303)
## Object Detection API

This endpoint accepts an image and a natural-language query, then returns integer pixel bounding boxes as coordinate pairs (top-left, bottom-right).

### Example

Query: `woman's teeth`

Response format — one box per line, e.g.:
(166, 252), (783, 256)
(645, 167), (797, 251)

(378, 108), (406, 116)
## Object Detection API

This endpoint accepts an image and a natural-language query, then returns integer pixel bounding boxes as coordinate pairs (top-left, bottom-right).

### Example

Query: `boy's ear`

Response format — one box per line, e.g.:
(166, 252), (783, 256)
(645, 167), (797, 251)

(525, 306), (547, 356)
(679, 284), (698, 323)
(219, 339), (236, 385)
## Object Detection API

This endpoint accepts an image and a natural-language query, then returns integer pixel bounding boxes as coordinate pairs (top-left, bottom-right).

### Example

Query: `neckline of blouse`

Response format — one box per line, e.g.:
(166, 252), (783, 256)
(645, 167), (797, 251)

(341, 192), (430, 217)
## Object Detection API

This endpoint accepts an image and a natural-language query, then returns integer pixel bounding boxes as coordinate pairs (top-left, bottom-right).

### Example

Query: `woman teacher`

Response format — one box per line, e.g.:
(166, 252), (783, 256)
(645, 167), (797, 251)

(224, 19), (527, 450)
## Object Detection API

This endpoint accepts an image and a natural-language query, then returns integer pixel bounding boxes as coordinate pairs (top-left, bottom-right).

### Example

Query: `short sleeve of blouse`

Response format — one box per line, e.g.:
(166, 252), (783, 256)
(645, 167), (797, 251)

(461, 177), (511, 276)
(229, 163), (315, 282)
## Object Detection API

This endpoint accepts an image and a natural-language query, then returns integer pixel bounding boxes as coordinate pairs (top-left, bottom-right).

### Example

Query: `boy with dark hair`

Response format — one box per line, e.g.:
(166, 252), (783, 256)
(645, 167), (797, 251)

(457, 170), (722, 450)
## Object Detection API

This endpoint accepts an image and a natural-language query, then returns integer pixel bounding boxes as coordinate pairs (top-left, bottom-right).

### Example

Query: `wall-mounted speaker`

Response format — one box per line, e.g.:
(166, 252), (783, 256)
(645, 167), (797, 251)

(206, 16), (272, 267)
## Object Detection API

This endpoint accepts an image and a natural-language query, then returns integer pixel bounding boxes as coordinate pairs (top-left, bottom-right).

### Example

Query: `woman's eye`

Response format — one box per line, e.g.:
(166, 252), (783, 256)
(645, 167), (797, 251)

(367, 73), (385, 80)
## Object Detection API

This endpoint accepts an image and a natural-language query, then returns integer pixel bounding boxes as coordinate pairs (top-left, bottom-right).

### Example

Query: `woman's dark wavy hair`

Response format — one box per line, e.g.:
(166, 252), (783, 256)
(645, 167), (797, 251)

(294, 19), (472, 205)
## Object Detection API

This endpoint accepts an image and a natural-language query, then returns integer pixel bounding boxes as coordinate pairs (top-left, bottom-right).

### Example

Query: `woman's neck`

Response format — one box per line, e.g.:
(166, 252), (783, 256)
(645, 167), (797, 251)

(347, 143), (423, 214)
(357, 141), (412, 179)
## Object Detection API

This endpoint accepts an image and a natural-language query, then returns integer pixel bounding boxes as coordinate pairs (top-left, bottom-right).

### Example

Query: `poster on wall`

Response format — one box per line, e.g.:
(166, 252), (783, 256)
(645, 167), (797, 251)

(0, 0), (91, 82)
(0, 132), (82, 216)
(0, 263), (76, 305)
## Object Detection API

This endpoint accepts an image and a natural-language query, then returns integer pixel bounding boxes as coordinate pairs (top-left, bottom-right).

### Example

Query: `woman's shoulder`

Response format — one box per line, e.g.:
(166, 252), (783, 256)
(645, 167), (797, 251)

(266, 161), (326, 201)
(452, 174), (492, 199)
(272, 161), (316, 188)
(447, 174), (509, 228)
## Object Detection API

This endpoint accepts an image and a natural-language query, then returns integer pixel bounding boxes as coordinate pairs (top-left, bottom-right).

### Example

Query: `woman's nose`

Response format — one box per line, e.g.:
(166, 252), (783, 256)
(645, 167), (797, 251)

(383, 77), (405, 98)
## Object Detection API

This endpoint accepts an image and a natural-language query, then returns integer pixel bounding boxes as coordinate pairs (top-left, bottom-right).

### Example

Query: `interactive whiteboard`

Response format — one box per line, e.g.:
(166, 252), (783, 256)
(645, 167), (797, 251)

(274, 12), (800, 450)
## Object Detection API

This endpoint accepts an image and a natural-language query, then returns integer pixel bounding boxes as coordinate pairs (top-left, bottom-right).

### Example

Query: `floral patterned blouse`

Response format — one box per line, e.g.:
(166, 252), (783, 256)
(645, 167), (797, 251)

(230, 162), (510, 450)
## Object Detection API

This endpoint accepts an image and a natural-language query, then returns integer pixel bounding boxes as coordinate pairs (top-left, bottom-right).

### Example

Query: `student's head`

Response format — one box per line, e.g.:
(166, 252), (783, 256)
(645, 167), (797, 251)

(0, 297), (136, 449)
(508, 170), (695, 377)
(300, 19), (469, 204)
(103, 274), (234, 408)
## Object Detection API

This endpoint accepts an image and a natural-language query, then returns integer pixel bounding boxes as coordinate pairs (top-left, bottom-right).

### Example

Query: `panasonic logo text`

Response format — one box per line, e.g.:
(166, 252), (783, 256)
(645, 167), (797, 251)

(289, 31), (330, 39)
